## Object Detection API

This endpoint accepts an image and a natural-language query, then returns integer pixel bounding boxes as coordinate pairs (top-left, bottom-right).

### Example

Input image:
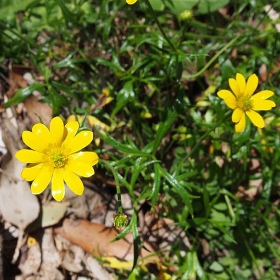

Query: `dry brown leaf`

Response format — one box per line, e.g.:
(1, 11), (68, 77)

(0, 118), (40, 231)
(0, 116), (40, 263)
(41, 201), (69, 228)
(54, 218), (158, 266)
(84, 255), (115, 280)
(18, 237), (41, 275)
(6, 65), (29, 98)
(23, 94), (52, 125)
(19, 229), (63, 279)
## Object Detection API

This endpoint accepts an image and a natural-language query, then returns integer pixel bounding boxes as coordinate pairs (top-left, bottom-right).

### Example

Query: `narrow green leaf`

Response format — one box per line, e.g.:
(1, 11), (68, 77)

(152, 109), (177, 155)
(159, 166), (193, 215)
(132, 216), (140, 271)
(111, 80), (135, 118)
(5, 84), (46, 107)
(97, 131), (150, 157)
(150, 162), (161, 207)
(130, 159), (160, 190)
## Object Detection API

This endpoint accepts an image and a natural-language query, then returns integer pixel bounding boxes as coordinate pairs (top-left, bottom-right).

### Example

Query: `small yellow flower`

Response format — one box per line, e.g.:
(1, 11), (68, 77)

(126, 0), (137, 4)
(15, 117), (99, 201)
(217, 73), (276, 132)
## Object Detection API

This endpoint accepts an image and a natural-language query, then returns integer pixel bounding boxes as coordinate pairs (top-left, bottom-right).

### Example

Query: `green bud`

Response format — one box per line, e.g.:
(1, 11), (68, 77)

(113, 213), (128, 230)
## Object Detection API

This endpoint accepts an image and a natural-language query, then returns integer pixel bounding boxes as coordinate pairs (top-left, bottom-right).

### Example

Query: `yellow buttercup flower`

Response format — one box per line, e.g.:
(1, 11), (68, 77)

(217, 73), (276, 132)
(126, 0), (137, 4)
(15, 117), (99, 201)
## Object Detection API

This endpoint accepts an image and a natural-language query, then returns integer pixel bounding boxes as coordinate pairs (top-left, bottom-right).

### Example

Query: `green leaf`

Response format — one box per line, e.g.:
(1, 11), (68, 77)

(150, 0), (230, 15)
(210, 261), (224, 272)
(5, 84), (46, 107)
(97, 131), (150, 157)
(132, 215), (140, 271)
(152, 109), (177, 155)
(130, 159), (160, 190)
(150, 162), (161, 207)
(159, 166), (193, 215)
(111, 80), (135, 118)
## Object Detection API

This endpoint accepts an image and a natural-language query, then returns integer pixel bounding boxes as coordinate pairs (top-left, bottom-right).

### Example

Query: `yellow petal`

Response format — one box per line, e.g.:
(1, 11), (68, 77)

(217, 90), (237, 109)
(251, 90), (276, 110)
(30, 164), (53, 194)
(235, 73), (246, 95)
(67, 115), (83, 123)
(22, 131), (48, 153)
(61, 121), (80, 149)
(66, 130), (93, 154)
(32, 123), (51, 138)
(252, 99), (276, 110)
(229, 78), (240, 97)
(21, 163), (43, 181)
(232, 108), (244, 123)
(246, 110), (264, 128)
(252, 90), (274, 100)
(69, 151), (99, 165)
(66, 160), (95, 178)
(63, 170), (84, 195)
(244, 74), (258, 97)
(15, 149), (45, 163)
(50, 117), (65, 146)
(66, 152), (98, 177)
(235, 113), (246, 132)
(126, 0), (137, 4)
(65, 158), (94, 178)
(52, 168), (65, 201)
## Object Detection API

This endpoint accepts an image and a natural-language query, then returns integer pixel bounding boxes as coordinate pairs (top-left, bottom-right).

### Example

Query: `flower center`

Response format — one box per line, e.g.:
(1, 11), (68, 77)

(237, 96), (253, 112)
(50, 152), (68, 168)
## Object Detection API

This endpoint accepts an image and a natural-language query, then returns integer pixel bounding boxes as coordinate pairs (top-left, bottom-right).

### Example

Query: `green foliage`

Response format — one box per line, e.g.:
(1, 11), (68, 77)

(1, 0), (280, 279)
(150, 0), (230, 15)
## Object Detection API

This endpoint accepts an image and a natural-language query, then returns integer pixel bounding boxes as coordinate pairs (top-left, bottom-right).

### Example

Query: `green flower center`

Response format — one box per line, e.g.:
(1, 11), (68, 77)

(113, 213), (128, 230)
(50, 152), (68, 168)
(237, 96), (253, 111)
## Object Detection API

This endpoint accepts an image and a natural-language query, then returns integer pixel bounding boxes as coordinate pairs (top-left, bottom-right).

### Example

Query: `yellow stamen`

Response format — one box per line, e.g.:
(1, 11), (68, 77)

(49, 151), (68, 168)
(237, 96), (252, 111)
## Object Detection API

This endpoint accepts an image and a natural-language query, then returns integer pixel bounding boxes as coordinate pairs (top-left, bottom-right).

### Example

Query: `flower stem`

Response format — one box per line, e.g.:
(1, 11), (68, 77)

(185, 34), (242, 79)
(188, 111), (231, 158)
(100, 159), (123, 214)
(143, 0), (177, 53)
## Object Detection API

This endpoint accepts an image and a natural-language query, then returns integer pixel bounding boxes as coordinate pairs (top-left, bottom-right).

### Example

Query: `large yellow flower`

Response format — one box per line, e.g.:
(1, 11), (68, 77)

(15, 117), (99, 201)
(217, 73), (276, 132)
(126, 0), (137, 4)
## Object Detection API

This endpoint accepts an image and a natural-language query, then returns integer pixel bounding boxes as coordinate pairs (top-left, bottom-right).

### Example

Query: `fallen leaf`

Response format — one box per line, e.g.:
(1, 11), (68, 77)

(0, 118), (40, 231)
(20, 229), (64, 279)
(41, 201), (69, 228)
(54, 218), (158, 267)
(90, 87), (113, 112)
(23, 94), (52, 125)
(84, 255), (115, 280)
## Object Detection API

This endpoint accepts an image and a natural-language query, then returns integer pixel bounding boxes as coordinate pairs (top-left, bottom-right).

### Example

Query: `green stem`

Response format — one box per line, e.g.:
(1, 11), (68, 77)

(100, 159), (123, 214)
(238, 225), (262, 277)
(185, 34), (242, 79)
(143, 0), (176, 52)
(224, 194), (235, 224)
(0, 21), (35, 46)
(188, 111), (230, 158)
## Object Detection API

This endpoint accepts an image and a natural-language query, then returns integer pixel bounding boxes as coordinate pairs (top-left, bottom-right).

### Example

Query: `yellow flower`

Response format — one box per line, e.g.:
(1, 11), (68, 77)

(126, 0), (137, 4)
(15, 117), (99, 201)
(217, 73), (276, 132)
